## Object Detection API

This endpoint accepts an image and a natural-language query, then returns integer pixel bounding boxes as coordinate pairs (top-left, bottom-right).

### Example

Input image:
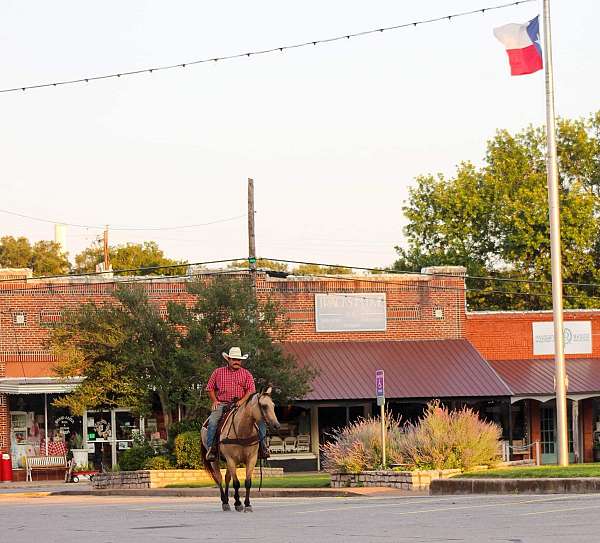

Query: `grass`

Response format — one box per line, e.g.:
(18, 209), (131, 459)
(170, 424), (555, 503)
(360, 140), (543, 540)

(459, 463), (600, 478)
(167, 473), (331, 489)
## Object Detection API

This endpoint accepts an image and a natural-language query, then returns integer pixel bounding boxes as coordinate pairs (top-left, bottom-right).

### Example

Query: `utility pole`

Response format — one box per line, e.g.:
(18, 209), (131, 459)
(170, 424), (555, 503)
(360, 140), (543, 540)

(247, 178), (257, 289)
(103, 225), (110, 271)
(542, 0), (568, 466)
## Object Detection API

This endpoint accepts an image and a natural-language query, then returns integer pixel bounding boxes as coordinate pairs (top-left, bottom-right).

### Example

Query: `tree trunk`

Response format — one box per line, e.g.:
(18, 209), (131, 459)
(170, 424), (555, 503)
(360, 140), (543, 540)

(158, 392), (172, 437)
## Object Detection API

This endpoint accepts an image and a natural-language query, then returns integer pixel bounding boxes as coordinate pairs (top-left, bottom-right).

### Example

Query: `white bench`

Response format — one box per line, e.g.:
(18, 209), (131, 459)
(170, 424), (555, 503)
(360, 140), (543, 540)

(25, 455), (67, 482)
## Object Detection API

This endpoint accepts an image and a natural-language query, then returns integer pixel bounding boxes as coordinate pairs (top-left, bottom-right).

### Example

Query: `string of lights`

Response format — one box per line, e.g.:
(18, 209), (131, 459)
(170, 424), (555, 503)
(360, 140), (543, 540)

(0, 207), (246, 231)
(0, 1), (534, 94)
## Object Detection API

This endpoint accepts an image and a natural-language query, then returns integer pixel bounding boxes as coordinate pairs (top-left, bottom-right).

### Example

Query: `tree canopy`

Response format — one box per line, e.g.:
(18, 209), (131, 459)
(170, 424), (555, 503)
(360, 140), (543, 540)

(51, 275), (315, 432)
(292, 263), (352, 275)
(0, 236), (70, 275)
(395, 112), (600, 310)
(74, 241), (187, 275)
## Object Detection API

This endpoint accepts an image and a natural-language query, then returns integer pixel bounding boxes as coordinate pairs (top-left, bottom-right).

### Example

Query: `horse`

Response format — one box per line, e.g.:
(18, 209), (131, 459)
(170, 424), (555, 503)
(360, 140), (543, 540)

(201, 386), (281, 512)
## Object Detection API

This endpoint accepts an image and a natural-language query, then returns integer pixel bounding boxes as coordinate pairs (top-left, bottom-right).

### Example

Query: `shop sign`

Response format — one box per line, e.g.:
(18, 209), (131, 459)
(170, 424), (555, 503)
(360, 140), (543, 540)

(532, 321), (592, 355)
(315, 293), (386, 332)
(55, 415), (75, 437)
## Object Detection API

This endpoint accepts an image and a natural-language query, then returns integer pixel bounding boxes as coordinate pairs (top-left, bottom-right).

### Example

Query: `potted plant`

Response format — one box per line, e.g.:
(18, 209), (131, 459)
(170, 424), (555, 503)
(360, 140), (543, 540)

(69, 433), (89, 469)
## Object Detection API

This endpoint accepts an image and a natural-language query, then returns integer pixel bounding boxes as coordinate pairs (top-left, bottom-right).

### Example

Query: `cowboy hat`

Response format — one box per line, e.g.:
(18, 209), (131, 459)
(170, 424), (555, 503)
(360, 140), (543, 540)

(222, 346), (249, 361)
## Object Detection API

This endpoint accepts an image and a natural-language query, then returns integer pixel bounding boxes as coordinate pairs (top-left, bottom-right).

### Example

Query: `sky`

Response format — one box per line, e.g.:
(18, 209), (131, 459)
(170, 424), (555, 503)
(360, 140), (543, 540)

(0, 0), (598, 271)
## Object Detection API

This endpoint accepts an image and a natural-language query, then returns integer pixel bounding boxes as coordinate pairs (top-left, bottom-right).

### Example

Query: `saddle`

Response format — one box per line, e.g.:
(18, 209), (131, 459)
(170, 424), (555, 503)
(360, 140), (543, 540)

(203, 402), (236, 445)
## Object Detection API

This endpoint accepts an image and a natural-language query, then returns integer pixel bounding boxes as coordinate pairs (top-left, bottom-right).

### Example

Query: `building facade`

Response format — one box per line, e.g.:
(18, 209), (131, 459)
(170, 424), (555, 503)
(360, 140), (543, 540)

(2, 265), (598, 477)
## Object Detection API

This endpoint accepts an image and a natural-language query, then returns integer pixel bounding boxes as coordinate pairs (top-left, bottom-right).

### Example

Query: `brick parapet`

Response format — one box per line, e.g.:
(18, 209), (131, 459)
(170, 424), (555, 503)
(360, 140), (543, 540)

(466, 310), (600, 360)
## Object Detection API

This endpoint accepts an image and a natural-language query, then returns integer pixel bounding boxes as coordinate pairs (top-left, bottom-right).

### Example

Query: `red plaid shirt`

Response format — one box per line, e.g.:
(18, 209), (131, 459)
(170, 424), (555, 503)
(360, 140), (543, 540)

(206, 366), (256, 403)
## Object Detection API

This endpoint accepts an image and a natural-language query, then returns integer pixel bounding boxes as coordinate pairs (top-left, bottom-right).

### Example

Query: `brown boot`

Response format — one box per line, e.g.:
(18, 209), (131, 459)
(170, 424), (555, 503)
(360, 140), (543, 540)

(258, 442), (270, 460)
(206, 446), (218, 462)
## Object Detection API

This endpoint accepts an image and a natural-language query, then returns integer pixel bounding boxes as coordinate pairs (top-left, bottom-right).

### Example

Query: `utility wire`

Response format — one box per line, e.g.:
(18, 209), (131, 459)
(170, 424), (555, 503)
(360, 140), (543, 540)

(0, 208), (246, 231)
(0, 257), (243, 284)
(263, 257), (600, 292)
(1, 263), (600, 306)
(0, 1), (534, 94)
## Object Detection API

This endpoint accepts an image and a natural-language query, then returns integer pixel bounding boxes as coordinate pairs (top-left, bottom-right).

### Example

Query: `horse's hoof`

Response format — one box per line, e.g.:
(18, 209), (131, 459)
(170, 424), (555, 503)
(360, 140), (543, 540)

(244, 506), (253, 513)
(222, 504), (231, 511)
(235, 504), (244, 512)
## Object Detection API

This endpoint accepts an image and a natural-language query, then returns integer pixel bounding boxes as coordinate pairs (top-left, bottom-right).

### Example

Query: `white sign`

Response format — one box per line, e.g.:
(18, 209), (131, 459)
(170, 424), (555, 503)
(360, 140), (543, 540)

(532, 321), (592, 355)
(315, 293), (386, 332)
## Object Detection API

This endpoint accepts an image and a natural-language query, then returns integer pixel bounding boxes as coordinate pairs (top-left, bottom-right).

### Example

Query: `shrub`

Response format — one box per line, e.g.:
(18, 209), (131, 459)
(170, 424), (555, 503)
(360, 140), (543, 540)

(143, 456), (173, 470)
(321, 414), (405, 472)
(167, 418), (204, 450)
(119, 439), (157, 471)
(174, 431), (203, 469)
(398, 401), (501, 470)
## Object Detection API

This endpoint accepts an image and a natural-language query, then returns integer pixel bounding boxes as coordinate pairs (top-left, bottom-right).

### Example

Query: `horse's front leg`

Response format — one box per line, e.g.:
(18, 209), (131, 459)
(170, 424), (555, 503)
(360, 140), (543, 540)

(226, 458), (243, 512)
(244, 450), (258, 512)
(213, 461), (230, 511)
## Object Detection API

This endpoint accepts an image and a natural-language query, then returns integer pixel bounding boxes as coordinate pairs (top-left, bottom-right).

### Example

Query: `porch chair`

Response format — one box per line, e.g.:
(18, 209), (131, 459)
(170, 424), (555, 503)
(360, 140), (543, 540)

(283, 436), (297, 453)
(296, 434), (310, 453)
(268, 436), (285, 454)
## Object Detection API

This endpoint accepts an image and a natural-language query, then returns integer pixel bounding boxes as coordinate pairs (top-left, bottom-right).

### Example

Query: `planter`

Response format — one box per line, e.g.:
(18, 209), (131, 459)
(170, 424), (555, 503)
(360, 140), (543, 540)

(330, 469), (461, 491)
(71, 449), (89, 468)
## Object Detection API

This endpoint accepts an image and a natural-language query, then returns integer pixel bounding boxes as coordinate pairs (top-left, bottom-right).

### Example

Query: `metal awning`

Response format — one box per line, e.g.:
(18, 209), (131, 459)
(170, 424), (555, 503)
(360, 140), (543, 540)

(0, 377), (83, 394)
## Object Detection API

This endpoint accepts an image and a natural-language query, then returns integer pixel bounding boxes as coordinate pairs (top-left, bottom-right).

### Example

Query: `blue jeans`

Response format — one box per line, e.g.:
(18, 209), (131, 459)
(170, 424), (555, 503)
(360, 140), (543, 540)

(206, 404), (267, 449)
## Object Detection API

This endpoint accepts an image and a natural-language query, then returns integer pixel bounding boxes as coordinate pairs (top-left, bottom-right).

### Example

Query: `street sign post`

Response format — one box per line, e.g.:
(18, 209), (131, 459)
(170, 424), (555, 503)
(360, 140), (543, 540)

(375, 369), (386, 467)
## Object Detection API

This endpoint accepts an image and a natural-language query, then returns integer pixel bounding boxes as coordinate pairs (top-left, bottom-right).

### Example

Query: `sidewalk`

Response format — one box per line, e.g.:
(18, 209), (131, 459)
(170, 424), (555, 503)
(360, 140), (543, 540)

(0, 480), (89, 495)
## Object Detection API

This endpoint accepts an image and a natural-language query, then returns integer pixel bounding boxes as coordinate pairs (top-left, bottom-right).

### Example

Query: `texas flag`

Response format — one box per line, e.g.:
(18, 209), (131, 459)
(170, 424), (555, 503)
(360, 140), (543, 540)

(493, 16), (543, 76)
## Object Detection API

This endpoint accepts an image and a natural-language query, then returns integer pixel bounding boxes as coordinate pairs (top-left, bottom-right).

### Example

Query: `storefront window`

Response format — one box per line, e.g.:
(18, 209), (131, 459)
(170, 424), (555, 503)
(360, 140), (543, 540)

(8, 394), (82, 469)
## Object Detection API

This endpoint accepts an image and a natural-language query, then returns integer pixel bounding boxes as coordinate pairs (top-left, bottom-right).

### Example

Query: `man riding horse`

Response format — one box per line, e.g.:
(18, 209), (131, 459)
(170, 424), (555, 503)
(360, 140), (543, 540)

(205, 346), (269, 461)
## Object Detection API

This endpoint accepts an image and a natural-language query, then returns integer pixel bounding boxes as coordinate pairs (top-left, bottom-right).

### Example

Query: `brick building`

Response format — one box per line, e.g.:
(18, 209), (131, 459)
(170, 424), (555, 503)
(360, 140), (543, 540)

(467, 310), (600, 464)
(2, 264), (598, 476)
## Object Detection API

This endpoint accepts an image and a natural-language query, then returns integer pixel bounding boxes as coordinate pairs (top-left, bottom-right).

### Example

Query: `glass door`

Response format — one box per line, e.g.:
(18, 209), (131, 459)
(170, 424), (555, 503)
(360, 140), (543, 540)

(85, 410), (113, 470)
(114, 410), (140, 465)
(540, 402), (575, 464)
(84, 409), (141, 469)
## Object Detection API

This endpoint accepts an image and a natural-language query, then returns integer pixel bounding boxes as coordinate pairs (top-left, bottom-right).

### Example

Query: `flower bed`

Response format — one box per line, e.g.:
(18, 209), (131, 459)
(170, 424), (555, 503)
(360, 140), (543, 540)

(330, 469), (461, 490)
(92, 468), (283, 489)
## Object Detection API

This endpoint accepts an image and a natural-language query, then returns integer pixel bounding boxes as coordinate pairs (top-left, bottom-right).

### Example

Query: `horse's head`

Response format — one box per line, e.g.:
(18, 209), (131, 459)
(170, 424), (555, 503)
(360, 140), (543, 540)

(256, 386), (280, 431)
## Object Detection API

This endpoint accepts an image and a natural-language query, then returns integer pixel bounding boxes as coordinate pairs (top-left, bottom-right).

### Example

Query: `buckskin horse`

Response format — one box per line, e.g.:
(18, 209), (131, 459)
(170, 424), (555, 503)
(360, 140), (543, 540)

(201, 387), (281, 512)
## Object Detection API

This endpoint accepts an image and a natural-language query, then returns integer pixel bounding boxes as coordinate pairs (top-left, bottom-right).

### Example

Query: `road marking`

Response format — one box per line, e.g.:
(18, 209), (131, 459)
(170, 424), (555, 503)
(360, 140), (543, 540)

(295, 495), (510, 514)
(520, 504), (600, 516)
(392, 497), (572, 516)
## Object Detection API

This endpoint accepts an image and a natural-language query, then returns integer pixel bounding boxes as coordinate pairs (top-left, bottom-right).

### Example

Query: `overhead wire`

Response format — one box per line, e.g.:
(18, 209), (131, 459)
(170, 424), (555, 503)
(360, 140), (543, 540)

(0, 208), (246, 231)
(0, 1), (535, 94)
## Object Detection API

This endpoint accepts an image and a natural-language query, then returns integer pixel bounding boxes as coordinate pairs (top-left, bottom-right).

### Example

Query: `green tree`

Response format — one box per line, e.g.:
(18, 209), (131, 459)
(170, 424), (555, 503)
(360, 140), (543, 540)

(292, 263), (352, 275)
(0, 236), (69, 275)
(74, 241), (187, 275)
(51, 286), (202, 432)
(170, 275), (315, 405)
(396, 112), (600, 310)
(51, 276), (315, 431)
(227, 259), (289, 272)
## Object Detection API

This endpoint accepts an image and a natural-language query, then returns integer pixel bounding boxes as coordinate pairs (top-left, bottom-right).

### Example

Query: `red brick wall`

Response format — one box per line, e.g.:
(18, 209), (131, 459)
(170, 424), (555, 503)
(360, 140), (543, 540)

(466, 311), (600, 360)
(0, 272), (467, 375)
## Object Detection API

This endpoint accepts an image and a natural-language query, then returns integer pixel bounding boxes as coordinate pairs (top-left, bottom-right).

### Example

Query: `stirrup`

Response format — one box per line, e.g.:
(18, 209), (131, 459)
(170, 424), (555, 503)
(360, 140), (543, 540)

(258, 444), (270, 460)
(206, 447), (218, 461)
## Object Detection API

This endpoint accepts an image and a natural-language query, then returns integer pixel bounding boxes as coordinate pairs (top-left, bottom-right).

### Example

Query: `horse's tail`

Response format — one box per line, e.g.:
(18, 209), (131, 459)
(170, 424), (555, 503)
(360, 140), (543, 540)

(200, 439), (220, 484)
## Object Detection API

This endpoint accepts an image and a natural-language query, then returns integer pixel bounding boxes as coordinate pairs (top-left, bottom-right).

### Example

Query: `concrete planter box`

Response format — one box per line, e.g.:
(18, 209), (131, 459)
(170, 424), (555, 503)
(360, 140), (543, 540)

(92, 468), (283, 489)
(330, 469), (461, 491)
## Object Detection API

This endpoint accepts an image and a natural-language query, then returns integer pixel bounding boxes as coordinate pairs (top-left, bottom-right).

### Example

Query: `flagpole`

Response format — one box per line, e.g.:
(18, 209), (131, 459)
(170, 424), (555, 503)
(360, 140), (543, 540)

(542, 0), (568, 466)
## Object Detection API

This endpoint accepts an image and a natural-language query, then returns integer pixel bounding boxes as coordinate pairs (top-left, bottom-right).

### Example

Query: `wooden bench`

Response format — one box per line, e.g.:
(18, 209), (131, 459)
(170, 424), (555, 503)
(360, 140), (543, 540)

(25, 455), (67, 482)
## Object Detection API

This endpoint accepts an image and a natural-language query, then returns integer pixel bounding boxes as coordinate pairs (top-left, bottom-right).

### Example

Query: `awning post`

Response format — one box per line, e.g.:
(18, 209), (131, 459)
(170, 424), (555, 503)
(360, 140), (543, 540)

(44, 393), (49, 456)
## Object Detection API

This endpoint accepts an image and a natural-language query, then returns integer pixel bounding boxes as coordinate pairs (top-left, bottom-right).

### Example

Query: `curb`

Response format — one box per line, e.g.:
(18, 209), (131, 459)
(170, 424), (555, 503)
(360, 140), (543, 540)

(51, 487), (368, 498)
(0, 492), (52, 499)
(431, 477), (600, 495)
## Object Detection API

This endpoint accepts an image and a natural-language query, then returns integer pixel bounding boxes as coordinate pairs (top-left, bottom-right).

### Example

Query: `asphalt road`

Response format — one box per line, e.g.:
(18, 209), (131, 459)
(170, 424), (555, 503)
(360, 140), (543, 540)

(2, 493), (600, 542)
